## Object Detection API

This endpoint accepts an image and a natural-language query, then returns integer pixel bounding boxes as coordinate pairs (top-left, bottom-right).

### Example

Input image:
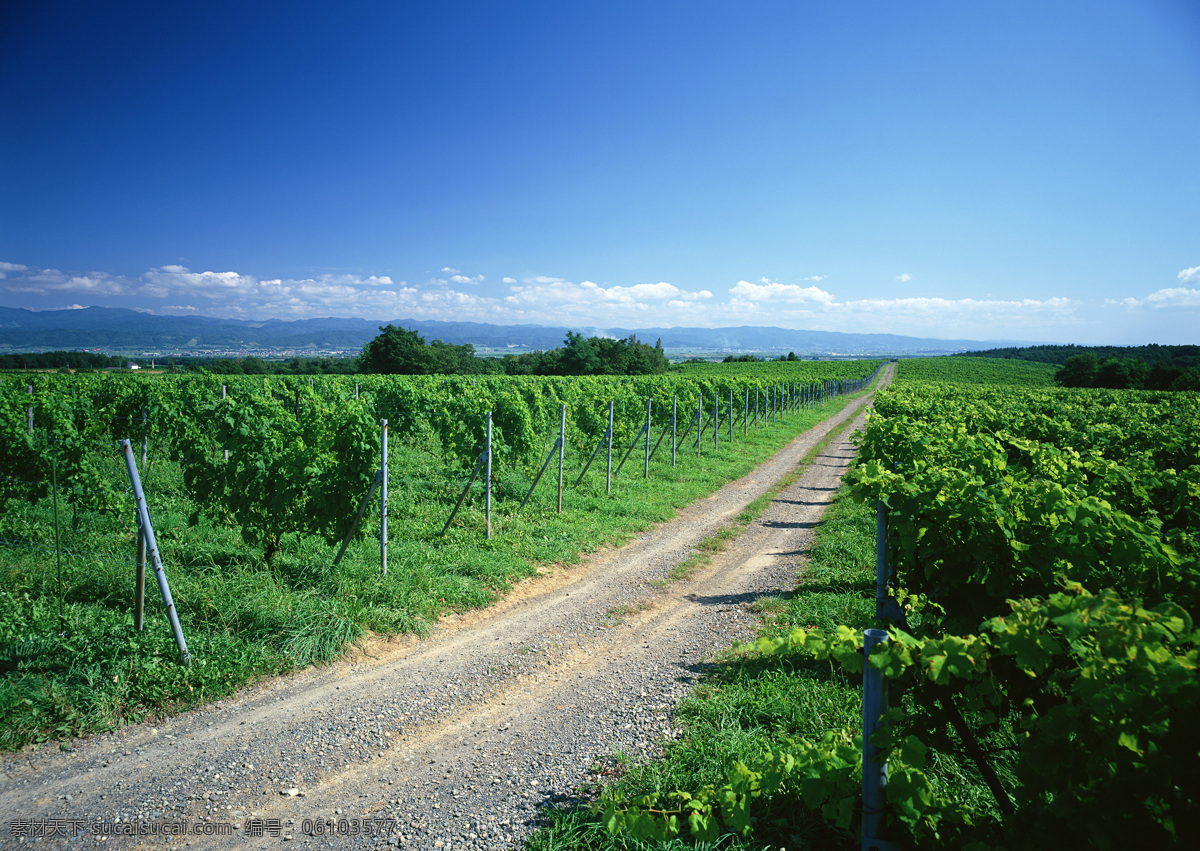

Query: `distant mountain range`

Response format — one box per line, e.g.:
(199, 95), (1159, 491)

(0, 306), (1032, 357)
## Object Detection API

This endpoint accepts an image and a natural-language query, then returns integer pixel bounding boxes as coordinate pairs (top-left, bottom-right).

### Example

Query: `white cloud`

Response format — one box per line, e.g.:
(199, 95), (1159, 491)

(716, 279), (1083, 338)
(896, 273), (912, 283)
(0, 261), (29, 279)
(4, 267), (130, 296)
(428, 268), (484, 287)
(499, 276), (713, 325)
(729, 279), (836, 305)
(1145, 287), (1200, 308)
(1116, 285), (1200, 310)
(1177, 266), (1200, 284)
(142, 265), (251, 298)
(502, 276), (517, 284)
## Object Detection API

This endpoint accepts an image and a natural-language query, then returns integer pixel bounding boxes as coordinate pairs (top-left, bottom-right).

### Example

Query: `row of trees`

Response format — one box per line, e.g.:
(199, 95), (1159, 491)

(721, 352), (802, 363)
(1, 329), (671, 378)
(959, 343), (1200, 367)
(0, 351), (364, 375)
(954, 344), (1200, 391)
(358, 326), (670, 376)
(1055, 353), (1200, 390)
(170, 356), (359, 375)
(0, 350), (132, 370)
(496, 331), (669, 375)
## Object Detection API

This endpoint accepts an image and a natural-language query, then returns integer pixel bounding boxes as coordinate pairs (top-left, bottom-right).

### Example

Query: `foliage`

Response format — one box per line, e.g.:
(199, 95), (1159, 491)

(358, 324), (489, 375)
(950, 344), (1200, 391)
(746, 585), (1199, 848)
(167, 385), (380, 561)
(956, 343), (1200, 368)
(0, 350), (133, 370)
(888, 356), (1059, 386)
(176, 355), (360, 375)
(599, 574), (1199, 849)
(849, 382), (1199, 630)
(597, 730), (862, 843)
(499, 332), (671, 376)
(1055, 353), (1200, 391)
(0, 380), (123, 517)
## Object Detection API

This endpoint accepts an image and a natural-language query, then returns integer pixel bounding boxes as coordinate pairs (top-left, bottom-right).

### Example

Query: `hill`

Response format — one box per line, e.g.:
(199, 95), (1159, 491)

(0, 306), (1035, 358)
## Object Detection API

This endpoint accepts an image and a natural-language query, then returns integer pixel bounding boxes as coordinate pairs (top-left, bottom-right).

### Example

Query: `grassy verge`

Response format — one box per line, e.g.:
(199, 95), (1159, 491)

(0, 388), (878, 751)
(526, 484), (880, 851)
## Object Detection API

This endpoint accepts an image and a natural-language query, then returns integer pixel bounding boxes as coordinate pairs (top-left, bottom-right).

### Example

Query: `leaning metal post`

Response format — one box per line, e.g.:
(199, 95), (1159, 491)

(120, 440), (189, 666)
(135, 525), (146, 631)
(522, 438), (562, 510)
(333, 469), (382, 567)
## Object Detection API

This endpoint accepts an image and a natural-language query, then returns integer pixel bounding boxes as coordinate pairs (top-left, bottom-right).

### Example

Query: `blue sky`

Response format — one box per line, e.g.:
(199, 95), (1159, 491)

(2, 0), (1198, 345)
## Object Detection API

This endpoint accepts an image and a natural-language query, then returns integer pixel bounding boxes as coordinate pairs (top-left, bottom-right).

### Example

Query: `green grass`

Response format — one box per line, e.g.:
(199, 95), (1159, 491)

(0, 387), (880, 751)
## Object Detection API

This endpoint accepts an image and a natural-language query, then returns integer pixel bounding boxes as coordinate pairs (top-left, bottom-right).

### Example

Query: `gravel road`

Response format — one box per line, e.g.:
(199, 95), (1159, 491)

(0, 367), (890, 850)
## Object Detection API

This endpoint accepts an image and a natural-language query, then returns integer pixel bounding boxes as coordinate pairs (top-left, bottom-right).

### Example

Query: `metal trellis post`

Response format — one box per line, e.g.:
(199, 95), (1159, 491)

(607, 400), (614, 495)
(644, 397), (651, 478)
(120, 439), (189, 666)
(862, 628), (898, 851)
(558, 404), (566, 513)
(486, 411), (492, 539)
(672, 395), (677, 466)
(381, 419), (388, 576)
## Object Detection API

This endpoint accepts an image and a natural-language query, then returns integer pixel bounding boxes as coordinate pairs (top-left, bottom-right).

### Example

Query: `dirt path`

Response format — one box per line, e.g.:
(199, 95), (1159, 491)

(0, 366), (892, 850)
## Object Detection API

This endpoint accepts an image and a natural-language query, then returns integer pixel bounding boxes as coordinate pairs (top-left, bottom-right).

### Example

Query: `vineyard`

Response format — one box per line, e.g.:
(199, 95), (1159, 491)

(590, 358), (1198, 850)
(0, 360), (881, 750)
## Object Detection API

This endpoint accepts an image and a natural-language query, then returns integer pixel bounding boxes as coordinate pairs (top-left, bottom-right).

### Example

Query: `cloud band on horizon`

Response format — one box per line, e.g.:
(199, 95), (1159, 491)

(2, 260), (1198, 344)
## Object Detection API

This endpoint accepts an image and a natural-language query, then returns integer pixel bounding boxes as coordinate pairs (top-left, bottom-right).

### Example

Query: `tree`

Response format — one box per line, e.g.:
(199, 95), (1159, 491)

(614, 335), (668, 374)
(358, 325), (428, 374)
(560, 332), (603, 374)
(358, 325), (492, 375)
(1146, 362), (1184, 391)
(1095, 357), (1147, 389)
(1055, 353), (1099, 387)
(497, 333), (668, 376)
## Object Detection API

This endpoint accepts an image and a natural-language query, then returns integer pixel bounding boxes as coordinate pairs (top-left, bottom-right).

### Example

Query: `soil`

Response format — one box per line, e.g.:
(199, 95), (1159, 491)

(0, 366), (891, 850)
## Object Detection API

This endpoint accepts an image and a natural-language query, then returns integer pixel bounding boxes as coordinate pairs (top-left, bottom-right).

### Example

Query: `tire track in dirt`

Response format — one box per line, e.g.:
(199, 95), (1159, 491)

(0, 366), (892, 850)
